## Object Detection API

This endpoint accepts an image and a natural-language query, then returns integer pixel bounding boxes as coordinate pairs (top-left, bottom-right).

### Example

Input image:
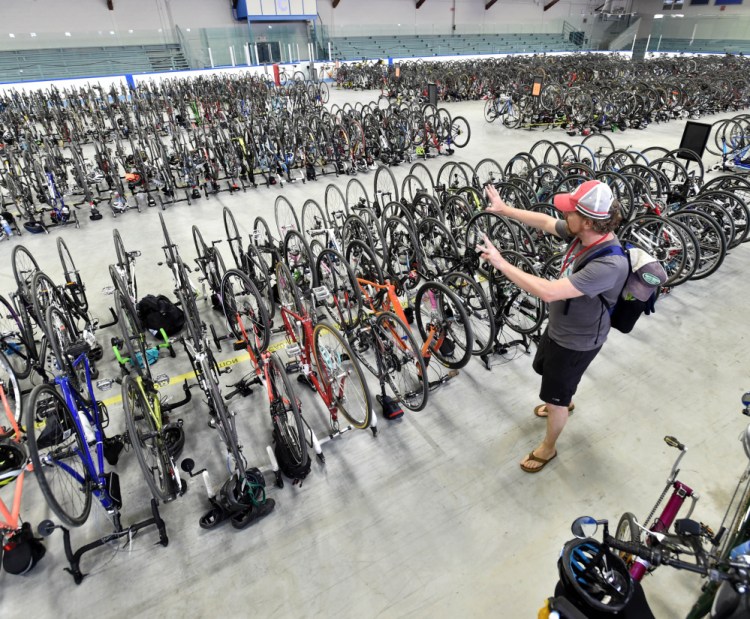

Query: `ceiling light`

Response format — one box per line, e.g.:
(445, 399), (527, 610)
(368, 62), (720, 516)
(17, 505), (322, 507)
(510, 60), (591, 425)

(30, 32), (37, 37)
(8, 34), (15, 38)
(65, 32), (71, 37)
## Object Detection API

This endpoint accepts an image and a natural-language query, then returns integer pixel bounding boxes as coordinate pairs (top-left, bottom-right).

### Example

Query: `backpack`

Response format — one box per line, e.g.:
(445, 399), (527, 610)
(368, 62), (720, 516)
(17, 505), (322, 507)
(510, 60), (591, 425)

(137, 294), (185, 336)
(576, 243), (667, 334)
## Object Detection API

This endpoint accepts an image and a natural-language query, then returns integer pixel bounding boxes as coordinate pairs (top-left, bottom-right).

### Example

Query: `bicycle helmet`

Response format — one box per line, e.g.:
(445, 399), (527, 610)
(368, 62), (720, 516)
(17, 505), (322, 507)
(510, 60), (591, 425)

(558, 537), (634, 614)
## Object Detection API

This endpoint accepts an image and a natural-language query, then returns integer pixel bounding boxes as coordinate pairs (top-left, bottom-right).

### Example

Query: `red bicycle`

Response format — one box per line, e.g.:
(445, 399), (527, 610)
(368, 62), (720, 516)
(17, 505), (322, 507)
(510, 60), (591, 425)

(275, 262), (376, 444)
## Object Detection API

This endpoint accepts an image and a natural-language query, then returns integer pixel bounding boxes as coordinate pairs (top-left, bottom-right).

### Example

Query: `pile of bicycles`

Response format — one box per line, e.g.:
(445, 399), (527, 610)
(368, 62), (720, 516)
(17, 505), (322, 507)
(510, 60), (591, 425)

(336, 53), (750, 133)
(0, 74), (471, 235)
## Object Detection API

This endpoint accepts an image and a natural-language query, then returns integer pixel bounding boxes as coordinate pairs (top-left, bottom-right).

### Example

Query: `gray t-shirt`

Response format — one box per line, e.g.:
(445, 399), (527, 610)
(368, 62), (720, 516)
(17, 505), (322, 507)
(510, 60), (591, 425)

(548, 220), (629, 351)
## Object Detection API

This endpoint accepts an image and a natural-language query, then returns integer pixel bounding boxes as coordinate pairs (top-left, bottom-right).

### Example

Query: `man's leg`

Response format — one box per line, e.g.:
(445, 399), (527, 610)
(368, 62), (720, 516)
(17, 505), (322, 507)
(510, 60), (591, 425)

(520, 403), (568, 471)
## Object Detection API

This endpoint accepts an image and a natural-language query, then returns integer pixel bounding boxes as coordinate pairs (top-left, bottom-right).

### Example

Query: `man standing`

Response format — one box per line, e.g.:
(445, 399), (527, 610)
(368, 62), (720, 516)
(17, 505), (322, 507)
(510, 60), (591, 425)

(477, 180), (628, 473)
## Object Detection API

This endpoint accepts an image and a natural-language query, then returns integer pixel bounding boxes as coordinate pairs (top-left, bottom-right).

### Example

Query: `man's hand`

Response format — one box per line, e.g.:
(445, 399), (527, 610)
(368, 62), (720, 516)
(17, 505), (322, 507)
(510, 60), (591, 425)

(485, 184), (512, 216)
(475, 234), (506, 271)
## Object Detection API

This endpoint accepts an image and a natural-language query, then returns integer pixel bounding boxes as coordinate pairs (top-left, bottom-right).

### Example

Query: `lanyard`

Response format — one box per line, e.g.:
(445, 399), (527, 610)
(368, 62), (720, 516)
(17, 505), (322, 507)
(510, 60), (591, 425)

(559, 234), (610, 276)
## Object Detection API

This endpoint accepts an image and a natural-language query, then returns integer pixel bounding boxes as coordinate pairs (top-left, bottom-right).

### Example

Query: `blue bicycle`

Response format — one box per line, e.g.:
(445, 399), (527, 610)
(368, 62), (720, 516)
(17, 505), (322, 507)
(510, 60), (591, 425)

(27, 305), (123, 528)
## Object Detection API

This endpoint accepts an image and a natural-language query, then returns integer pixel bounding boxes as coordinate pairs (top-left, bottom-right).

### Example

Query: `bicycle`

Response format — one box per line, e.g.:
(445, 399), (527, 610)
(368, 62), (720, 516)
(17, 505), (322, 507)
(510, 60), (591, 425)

(615, 435), (702, 582)
(215, 269), (310, 484)
(159, 213), (274, 529)
(275, 261), (376, 440)
(0, 350), (46, 575)
(110, 284), (191, 504)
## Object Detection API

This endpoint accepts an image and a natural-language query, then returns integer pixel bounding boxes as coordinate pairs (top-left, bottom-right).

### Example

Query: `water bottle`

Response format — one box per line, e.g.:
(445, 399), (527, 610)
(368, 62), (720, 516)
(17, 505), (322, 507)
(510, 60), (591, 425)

(1, 218), (12, 237)
(729, 539), (750, 560)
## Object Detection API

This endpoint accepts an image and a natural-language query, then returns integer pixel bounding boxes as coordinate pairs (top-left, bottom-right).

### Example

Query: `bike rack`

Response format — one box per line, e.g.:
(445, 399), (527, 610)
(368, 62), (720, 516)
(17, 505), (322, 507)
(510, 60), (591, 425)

(38, 499), (168, 585)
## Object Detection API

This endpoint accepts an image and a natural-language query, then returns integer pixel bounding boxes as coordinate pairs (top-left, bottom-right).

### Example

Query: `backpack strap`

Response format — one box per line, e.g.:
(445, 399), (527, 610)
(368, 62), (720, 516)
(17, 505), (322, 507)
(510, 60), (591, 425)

(563, 244), (625, 316)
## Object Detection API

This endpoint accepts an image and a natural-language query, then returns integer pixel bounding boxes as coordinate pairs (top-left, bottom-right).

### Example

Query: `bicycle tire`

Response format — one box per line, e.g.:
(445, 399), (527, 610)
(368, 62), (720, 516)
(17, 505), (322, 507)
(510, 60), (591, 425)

(442, 271), (495, 358)
(223, 206), (244, 270)
(122, 374), (177, 502)
(113, 228), (137, 301)
(268, 353), (308, 471)
(312, 321), (372, 429)
(57, 237), (89, 314)
(301, 198), (327, 240)
(220, 269), (271, 354)
(373, 165), (399, 204)
(276, 262), (306, 345)
(325, 184), (350, 230)
(115, 289), (151, 380)
(414, 281), (473, 370)
(0, 294), (32, 380)
(375, 311), (428, 412)
(245, 242), (276, 320)
(31, 271), (63, 332)
(615, 511), (642, 571)
(274, 195), (300, 239)
(11, 245), (40, 305)
(27, 382), (93, 527)
(449, 116), (470, 148)
(489, 250), (546, 335)
(315, 249), (363, 330)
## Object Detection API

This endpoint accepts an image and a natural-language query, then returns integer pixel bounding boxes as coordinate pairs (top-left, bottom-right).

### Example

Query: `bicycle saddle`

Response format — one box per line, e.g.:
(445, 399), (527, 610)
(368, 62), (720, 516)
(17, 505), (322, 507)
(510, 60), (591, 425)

(65, 339), (91, 358)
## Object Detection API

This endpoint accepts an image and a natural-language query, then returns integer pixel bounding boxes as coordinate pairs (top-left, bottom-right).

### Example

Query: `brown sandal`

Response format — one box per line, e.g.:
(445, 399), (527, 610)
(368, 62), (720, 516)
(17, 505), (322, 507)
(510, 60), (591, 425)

(520, 450), (557, 473)
(533, 403), (575, 418)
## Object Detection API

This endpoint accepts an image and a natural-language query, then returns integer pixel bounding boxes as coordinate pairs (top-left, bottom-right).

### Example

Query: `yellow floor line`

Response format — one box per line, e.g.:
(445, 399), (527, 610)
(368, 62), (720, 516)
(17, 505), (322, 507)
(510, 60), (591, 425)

(99, 340), (291, 407)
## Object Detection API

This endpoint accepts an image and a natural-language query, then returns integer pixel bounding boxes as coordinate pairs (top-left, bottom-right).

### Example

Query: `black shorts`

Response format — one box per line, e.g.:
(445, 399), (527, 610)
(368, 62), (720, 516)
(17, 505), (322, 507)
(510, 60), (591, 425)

(532, 330), (601, 407)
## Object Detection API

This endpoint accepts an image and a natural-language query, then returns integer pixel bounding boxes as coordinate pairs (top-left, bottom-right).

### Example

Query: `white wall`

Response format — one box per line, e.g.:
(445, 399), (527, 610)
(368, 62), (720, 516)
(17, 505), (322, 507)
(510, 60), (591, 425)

(0, 0), (239, 34)
(318, 0), (600, 30)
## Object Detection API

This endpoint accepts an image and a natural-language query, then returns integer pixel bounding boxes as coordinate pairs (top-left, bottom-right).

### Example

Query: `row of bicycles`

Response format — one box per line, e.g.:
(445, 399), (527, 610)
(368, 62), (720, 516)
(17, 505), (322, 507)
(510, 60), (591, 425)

(337, 53), (750, 132)
(0, 75), (470, 234)
(2, 125), (749, 583)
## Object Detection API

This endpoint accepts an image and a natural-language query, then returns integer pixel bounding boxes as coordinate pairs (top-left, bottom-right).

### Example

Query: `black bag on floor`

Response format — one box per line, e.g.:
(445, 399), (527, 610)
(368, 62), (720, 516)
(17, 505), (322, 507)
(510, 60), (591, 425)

(2, 522), (46, 575)
(137, 294), (185, 336)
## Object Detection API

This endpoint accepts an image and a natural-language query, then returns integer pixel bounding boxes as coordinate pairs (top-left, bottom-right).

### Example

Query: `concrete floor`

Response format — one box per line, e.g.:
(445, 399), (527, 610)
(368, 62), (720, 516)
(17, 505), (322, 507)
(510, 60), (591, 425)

(1, 85), (749, 619)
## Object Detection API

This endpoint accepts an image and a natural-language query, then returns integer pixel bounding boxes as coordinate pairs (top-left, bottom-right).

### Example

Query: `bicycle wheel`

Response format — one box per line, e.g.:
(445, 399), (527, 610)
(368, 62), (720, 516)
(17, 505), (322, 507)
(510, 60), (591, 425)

(325, 184), (350, 230)
(223, 206), (244, 270)
(615, 512), (641, 570)
(374, 165), (399, 204)
(0, 295), (32, 380)
(302, 198), (327, 240)
(619, 215), (688, 287)
(274, 195), (300, 239)
(159, 211), (178, 267)
(416, 217), (461, 278)
(113, 229), (137, 301)
(245, 243), (275, 320)
(205, 364), (247, 479)
(220, 269), (271, 353)
(115, 290), (151, 380)
(375, 311), (428, 412)
(442, 272), (495, 358)
(31, 271), (63, 331)
(315, 249), (363, 330)
(449, 116), (470, 148)
(490, 250), (546, 335)
(27, 383), (92, 527)
(0, 350), (22, 439)
(122, 375), (177, 502)
(414, 281), (473, 370)
(268, 353), (308, 471)
(282, 229), (317, 293)
(57, 237), (88, 314)
(11, 245), (40, 304)
(312, 321), (372, 429)
(276, 262), (306, 344)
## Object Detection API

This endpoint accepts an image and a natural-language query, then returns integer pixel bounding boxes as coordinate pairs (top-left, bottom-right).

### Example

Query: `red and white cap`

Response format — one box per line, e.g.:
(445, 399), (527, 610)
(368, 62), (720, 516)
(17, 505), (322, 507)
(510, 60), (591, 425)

(553, 180), (613, 220)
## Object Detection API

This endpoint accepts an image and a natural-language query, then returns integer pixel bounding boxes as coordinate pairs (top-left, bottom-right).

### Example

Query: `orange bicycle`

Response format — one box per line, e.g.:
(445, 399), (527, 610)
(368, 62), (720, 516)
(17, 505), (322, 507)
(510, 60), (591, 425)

(0, 351), (46, 575)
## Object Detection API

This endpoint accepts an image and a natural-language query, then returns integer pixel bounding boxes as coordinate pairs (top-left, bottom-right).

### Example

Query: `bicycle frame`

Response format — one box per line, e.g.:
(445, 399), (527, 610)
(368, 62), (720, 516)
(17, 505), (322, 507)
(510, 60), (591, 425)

(0, 381), (31, 534)
(627, 436), (697, 582)
(356, 276), (444, 364)
(53, 352), (116, 511)
(279, 303), (345, 427)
